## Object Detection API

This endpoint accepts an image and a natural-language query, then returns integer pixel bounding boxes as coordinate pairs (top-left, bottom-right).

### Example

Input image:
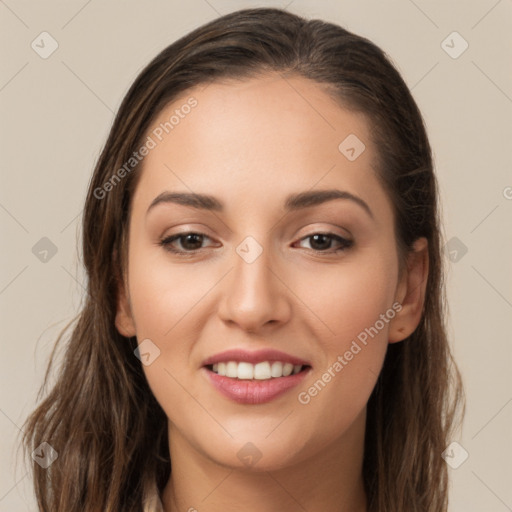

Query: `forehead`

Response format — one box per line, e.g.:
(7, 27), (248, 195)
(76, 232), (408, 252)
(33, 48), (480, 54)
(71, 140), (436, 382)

(131, 73), (391, 221)
(148, 72), (372, 165)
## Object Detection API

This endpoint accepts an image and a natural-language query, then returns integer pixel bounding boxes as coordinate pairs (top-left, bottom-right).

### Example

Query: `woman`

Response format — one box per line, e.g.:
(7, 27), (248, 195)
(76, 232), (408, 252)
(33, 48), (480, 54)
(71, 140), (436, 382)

(23, 8), (464, 512)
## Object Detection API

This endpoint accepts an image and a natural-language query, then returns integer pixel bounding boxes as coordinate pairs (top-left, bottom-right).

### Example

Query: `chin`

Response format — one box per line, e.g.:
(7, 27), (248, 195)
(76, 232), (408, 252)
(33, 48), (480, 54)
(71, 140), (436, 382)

(200, 434), (313, 473)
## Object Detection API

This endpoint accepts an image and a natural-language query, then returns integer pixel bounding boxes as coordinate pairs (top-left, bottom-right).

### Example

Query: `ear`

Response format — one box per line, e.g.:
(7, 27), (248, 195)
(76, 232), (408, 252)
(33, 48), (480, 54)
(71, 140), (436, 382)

(115, 271), (137, 338)
(388, 237), (429, 343)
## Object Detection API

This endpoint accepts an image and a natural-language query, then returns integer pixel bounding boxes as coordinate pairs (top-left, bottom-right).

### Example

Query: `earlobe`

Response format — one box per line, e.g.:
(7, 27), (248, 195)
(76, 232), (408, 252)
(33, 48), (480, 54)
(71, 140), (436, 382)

(115, 274), (137, 338)
(388, 237), (429, 343)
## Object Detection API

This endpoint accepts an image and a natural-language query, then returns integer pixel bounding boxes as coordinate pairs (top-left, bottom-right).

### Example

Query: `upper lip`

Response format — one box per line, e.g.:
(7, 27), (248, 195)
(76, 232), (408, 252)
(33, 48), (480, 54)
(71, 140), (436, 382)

(202, 348), (311, 367)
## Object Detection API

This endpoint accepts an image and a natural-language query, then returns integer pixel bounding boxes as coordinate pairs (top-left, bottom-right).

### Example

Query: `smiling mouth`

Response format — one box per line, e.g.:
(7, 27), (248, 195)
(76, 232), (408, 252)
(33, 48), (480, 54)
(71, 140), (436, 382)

(205, 361), (311, 380)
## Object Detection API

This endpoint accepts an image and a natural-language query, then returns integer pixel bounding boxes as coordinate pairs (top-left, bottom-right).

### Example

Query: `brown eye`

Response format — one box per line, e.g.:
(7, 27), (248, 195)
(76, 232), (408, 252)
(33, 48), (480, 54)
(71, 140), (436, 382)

(297, 233), (353, 253)
(160, 232), (212, 253)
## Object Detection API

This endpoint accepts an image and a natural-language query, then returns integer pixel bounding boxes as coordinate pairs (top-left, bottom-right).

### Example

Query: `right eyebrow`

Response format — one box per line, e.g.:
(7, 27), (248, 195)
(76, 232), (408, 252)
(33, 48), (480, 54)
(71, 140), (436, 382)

(146, 192), (223, 215)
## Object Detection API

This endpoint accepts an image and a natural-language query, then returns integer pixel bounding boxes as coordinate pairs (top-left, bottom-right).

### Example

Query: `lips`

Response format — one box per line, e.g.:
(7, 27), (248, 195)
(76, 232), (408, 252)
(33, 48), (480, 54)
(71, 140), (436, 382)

(201, 348), (312, 404)
(202, 348), (311, 367)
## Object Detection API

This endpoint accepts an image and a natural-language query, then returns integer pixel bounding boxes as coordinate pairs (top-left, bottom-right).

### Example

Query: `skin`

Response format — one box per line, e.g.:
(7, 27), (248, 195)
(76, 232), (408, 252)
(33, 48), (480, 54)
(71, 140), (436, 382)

(115, 73), (429, 512)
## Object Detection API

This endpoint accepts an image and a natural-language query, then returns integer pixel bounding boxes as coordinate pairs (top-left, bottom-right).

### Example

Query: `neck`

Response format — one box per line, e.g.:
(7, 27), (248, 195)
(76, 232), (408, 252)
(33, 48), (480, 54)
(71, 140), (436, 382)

(161, 410), (368, 512)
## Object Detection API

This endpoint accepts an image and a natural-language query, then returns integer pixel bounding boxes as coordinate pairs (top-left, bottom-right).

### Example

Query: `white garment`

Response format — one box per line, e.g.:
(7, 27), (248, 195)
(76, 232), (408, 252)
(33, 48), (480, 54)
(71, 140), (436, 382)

(142, 488), (164, 512)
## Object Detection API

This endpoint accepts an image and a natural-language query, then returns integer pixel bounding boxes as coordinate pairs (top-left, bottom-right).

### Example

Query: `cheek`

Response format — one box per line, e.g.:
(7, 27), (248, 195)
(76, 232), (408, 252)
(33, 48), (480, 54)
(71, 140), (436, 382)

(126, 252), (207, 423)
(290, 250), (397, 430)
(125, 237), (232, 386)
(127, 247), (209, 339)
(294, 248), (399, 347)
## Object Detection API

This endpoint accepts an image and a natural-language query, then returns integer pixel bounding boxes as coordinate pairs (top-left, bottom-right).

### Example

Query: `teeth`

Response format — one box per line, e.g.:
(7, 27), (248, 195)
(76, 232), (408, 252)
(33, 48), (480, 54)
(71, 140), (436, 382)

(254, 362), (271, 380)
(282, 363), (293, 376)
(226, 361), (238, 378)
(237, 362), (254, 380)
(210, 360), (305, 379)
(270, 361), (283, 377)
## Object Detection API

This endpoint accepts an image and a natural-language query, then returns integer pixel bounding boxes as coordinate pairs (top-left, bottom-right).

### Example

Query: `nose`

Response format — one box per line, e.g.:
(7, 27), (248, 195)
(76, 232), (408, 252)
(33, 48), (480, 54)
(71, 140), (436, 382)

(217, 242), (292, 333)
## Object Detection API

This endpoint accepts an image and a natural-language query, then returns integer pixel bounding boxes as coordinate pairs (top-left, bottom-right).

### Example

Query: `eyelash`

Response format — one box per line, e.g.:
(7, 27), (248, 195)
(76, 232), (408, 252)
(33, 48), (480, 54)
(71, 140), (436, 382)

(158, 231), (353, 256)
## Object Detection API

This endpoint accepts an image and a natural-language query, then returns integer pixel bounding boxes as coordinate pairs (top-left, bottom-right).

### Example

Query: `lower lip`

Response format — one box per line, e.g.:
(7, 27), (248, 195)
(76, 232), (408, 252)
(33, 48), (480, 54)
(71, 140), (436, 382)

(203, 367), (311, 405)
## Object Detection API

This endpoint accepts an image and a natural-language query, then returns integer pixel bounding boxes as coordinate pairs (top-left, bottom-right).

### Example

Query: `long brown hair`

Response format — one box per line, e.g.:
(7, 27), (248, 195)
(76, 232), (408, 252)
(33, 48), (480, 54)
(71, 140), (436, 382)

(23, 8), (464, 511)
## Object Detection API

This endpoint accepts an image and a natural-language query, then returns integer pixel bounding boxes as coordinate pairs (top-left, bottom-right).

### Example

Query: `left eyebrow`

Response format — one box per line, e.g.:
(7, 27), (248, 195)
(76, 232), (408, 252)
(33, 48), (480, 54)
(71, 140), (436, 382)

(146, 188), (373, 219)
(284, 189), (374, 219)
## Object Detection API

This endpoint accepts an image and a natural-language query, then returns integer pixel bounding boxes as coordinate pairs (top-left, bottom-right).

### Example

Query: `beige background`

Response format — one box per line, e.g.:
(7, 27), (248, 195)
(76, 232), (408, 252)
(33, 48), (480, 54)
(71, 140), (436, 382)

(1, 0), (511, 510)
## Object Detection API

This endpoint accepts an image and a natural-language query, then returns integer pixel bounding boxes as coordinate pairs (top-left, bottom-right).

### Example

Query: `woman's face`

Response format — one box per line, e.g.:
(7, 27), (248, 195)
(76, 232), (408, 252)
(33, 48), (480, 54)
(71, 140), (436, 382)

(116, 73), (425, 471)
